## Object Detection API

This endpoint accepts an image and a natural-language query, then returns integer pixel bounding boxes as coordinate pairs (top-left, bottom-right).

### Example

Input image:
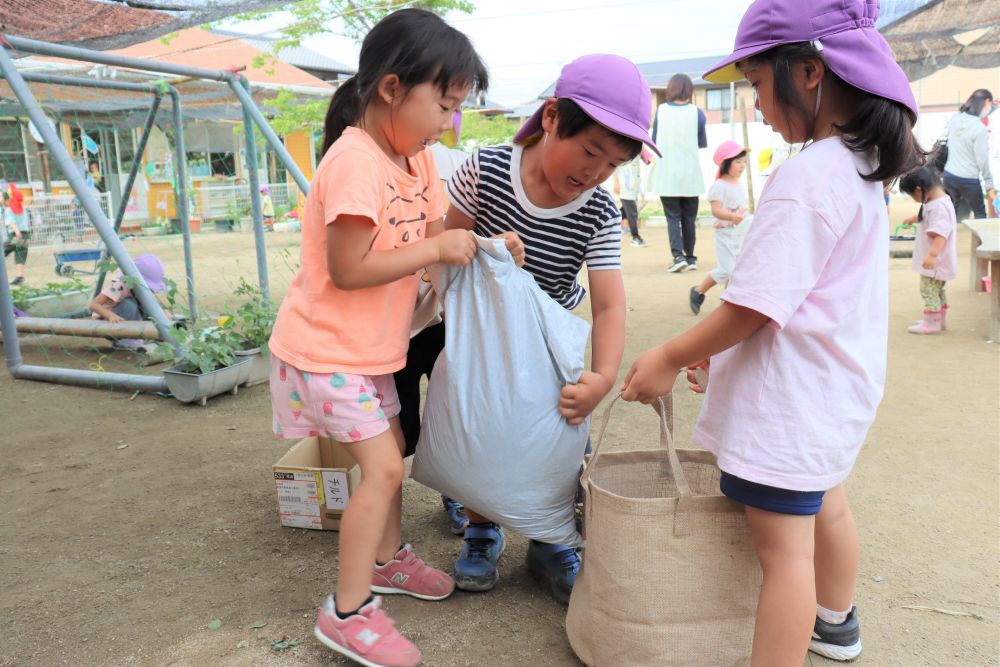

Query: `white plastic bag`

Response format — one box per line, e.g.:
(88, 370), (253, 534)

(411, 235), (591, 546)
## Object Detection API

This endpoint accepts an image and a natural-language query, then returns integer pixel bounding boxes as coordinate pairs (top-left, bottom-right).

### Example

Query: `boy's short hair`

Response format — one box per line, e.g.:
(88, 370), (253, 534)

(553, 99), (643, 160)
(719, 151), (748, 177)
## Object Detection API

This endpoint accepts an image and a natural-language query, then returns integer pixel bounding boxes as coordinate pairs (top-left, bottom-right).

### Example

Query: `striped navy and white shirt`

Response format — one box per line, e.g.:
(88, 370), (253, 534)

(447, 145), (622, 310)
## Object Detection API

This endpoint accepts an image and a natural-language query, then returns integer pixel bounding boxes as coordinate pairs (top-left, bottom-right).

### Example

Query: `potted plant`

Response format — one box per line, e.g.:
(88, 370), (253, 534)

(141, 217), (170, 237)
(237, 201), (255, 233)
(162, 322), (252, 405)
(226, 278), (276, 386)
(214, 202), (238, 232)
(12, 278), (91, 316)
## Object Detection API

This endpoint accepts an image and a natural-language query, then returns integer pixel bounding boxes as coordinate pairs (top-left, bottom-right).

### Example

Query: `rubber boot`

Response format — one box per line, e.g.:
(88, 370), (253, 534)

(907, 310), (943, 335)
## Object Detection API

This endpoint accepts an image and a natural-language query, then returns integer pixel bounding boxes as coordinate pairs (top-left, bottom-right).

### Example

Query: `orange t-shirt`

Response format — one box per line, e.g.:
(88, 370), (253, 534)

(269, 127), (445, 374)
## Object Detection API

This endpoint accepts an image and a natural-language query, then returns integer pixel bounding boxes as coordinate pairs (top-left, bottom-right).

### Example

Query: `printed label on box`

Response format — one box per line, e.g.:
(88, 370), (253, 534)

(322, 471), (350, 510)
(275, 471), (322, 529)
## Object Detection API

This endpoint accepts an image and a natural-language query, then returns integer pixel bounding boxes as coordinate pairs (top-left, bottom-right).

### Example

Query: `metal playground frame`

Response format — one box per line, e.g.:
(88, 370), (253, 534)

(0, 34), (311, 395)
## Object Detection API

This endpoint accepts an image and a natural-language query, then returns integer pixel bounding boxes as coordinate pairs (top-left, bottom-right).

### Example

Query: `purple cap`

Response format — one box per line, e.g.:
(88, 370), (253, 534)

(703, 0), (917, 117)
(514, 54), (661, 157)
(133, 253), (166, 293)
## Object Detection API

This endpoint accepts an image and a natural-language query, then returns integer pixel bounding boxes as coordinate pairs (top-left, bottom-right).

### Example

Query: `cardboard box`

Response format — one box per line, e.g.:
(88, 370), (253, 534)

(273, 437), (361, 530)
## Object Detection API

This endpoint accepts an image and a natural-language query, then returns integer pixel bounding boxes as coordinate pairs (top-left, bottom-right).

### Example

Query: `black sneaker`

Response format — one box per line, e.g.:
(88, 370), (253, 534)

(667, 258), (688, 273)
(686, 260), (698, 271)
(809, 607), (862, 661)
(689, 287), (706, 315)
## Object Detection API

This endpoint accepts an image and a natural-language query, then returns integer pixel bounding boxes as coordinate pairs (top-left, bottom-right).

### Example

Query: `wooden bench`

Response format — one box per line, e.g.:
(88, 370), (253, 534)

(963, 219), (1000, 340)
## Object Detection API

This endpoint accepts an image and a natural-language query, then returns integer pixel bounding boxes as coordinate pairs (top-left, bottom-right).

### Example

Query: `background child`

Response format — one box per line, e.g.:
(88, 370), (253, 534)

(259, 186), (275, 230)
(621, 0), (925, 663)
(689, 140), (749, 314)
(899, 167), (957, 335)
(441, 54), (658, 605)
(2, 180), (29, 285)
(89, 253), (170, 350)
(266, 10), (487, 667)
(612, 147), (652, 247)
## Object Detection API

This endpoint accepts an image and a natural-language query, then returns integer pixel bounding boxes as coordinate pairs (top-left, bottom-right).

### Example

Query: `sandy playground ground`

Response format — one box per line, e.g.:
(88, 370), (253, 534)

(1, 200), (998, 666)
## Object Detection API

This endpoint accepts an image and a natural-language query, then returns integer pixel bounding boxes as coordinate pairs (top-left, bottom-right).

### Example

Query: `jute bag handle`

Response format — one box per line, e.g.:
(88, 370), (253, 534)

(582, 394), (694, 536)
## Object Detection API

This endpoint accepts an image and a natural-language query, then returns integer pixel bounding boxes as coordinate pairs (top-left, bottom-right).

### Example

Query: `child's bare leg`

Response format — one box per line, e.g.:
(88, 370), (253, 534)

(695, 275), (717, 294)
(337, 428), (404, 613)
(375, 418), (406, 563)
(745, 507), (816, 667)
(814, 485), (859, 612)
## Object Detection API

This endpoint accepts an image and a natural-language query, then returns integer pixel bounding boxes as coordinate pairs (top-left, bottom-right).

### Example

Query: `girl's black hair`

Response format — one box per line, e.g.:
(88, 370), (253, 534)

(552, 98), (643, 160)
(720, 150), (747, 177)
(745, 42), (926, 183)
(899, 166), (940, 221)
(960, 88), (994, 116)
(321, 8), (489, 154)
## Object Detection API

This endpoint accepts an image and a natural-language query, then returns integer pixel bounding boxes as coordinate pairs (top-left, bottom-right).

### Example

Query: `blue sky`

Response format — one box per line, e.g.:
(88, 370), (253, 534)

(223, 0), (932, 107)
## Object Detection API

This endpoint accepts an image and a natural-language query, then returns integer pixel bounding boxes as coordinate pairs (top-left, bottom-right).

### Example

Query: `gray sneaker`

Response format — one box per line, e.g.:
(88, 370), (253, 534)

(809, 607), (862, 661)
(689, 287), (706, 315)
(667, 258), (688, 273)
(630, 237), (646, 247)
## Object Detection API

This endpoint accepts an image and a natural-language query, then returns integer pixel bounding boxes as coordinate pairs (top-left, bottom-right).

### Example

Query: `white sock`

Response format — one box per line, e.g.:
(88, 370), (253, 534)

(816, 603), (851, 625)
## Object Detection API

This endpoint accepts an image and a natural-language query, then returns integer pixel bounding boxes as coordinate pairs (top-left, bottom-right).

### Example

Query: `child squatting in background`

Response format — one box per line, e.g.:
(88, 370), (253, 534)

(689, 140), (750, 315)
(266, 10), (489, 667)
(622, 0), (926, 663)
(899, 166), (957, 335)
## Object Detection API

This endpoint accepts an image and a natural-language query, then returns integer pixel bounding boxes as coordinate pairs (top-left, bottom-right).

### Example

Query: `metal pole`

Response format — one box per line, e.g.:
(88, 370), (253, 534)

(2, 34), (230, 82)
(0, 45), (177, 347)
(94, 93), (163, 297)
(168, 87), (197, 320)
(227, 76), (310, 194)
(0, 226), (23, 370)
(10, 71), (164, 94)
(237, 76), (270, 299)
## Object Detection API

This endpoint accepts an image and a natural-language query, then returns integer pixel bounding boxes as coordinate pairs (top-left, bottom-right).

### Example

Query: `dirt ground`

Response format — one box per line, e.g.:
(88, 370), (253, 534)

(1, 202), (998, 666)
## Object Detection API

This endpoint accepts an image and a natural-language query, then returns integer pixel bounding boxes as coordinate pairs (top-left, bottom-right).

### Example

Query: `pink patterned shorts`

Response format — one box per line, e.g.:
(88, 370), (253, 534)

(270, 355), (401, 443)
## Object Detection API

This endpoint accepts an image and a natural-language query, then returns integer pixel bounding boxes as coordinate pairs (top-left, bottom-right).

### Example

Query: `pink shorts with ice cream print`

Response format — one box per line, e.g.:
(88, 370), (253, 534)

(270, 354), (401, 443)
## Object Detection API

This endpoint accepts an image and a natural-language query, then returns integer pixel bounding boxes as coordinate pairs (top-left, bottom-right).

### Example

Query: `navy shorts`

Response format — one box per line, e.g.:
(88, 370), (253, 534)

(720, 471), (825, 516)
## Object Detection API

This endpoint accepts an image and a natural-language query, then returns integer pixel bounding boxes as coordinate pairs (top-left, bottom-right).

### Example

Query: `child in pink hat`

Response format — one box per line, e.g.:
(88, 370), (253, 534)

(622, 0), (925, 662)
(689, 140), (750, 314)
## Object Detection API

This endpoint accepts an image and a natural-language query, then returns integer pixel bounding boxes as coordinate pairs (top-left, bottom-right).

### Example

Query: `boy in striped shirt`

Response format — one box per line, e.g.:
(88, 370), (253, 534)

(442, 54), (660, 603)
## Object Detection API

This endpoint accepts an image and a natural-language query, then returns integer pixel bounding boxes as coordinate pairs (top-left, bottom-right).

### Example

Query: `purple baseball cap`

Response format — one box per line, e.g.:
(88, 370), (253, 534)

(703, 0), (917, 117)
(514, 54), (661, 157)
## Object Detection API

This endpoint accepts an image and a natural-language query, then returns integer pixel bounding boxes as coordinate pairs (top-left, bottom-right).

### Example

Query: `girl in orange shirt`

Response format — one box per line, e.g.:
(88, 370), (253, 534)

(267, 10), (488, 666)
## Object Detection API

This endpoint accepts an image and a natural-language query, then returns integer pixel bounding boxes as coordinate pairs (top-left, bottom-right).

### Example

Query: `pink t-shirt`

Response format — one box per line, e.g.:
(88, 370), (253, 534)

(269, 127), (446, 375)
(90, 272), (131, 319)
(694, 137), (888, 491)
(912, 196), (957, 281)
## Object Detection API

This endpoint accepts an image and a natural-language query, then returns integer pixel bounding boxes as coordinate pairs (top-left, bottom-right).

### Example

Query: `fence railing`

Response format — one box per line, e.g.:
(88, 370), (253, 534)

(23, 192), (112, 247)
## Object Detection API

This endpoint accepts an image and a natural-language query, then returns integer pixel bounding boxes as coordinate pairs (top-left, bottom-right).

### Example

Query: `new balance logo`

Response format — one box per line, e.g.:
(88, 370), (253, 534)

(390, 572), (410, 585)
(356, 628), (381, 648)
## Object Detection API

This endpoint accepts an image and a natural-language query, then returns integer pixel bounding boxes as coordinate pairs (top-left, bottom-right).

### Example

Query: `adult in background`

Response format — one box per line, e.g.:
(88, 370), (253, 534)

(648, 73), (708, 272)
(942, 88), (996, 219)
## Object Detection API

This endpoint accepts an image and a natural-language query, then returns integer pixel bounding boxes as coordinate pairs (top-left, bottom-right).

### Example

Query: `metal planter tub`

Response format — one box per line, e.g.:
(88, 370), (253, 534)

(19, 289), (92, 317)
(163, 356), (252, 405)
(233, 346), (271, 387)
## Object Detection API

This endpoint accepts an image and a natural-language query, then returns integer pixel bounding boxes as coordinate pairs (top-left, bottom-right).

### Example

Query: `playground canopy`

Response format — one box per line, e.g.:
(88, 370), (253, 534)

(0, 0), (291, 51)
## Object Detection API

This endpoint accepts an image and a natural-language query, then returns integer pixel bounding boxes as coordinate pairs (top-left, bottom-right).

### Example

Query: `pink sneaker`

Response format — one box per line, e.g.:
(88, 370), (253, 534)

(371, 544), (455, 601)
(314, 595), (421, 667)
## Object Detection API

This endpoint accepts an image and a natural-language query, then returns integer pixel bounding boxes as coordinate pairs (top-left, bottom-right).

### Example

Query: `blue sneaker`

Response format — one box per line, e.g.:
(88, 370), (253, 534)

(526, 540), (580, 605)
(453, 522), (505, 592)
(442, 495), (468, 535)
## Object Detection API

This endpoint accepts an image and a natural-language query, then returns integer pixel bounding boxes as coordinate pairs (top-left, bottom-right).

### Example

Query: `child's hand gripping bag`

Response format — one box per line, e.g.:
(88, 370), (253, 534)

(411, 235), (591, 546)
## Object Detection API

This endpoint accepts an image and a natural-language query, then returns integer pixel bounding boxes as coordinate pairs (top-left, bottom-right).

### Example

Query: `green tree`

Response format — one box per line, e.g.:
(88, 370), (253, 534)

(457, 112), (520, 151)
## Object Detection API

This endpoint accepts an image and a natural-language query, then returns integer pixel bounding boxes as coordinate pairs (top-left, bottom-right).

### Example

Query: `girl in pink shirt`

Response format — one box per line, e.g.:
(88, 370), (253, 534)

(899, 167), (958, 335)
(267, 10), (487, 667)
(621, 0), (926, 663)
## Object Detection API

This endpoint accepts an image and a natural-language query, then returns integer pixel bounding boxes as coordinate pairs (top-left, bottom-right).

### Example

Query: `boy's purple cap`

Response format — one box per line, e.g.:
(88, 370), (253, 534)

(133, 253), (166, 293)
(703, 0), (917, 117)
(514, 54), (661, 157)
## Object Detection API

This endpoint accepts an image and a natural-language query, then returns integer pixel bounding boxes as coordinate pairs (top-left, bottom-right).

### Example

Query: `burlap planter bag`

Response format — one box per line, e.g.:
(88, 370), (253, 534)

(566, 395), (761, 667)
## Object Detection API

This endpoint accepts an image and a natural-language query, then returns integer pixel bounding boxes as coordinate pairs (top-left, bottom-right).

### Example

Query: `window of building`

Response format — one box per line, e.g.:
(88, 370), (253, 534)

(706, 87), (733, 123)
(0, 119), (29, 182)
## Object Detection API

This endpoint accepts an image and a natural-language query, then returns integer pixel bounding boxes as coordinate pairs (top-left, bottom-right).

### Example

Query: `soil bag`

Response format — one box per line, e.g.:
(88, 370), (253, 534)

(411, 235), (590, 546)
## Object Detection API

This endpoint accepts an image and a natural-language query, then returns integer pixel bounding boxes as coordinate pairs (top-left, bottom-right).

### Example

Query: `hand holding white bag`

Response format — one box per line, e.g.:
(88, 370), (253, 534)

(411, 235), (591, 546)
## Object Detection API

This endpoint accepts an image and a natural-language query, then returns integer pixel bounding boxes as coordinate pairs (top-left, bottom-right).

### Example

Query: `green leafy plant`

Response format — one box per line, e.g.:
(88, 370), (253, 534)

(11, 278), (86, 310)
(166, 321), (243, 374)
(226, 278), (276, 351)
